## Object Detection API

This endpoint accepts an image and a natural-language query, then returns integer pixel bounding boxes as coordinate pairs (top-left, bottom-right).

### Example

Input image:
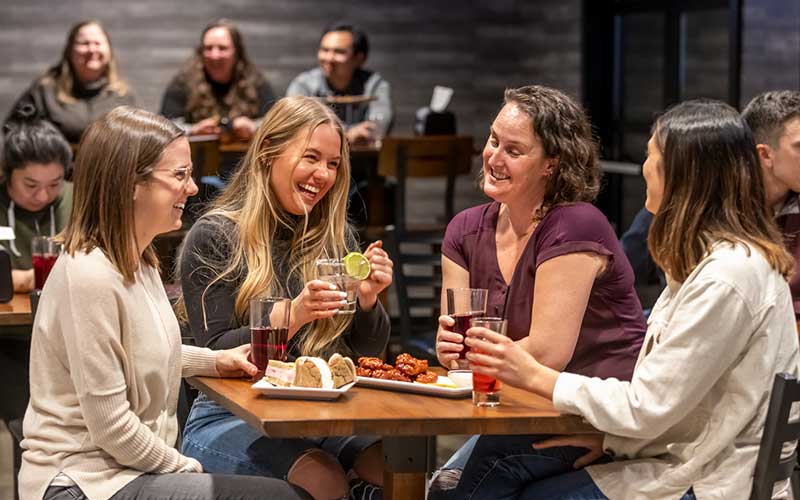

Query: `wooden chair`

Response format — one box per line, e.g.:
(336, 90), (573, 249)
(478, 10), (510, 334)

(750, 373), (800, 500)
(188, 136), (221, 180)
(377, 136), (473, 232)
(384, 225), (443, 360)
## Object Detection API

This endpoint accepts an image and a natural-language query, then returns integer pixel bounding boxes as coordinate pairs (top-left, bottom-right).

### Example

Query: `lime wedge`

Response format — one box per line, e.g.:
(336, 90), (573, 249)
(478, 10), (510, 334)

(343, 252), (371, 280)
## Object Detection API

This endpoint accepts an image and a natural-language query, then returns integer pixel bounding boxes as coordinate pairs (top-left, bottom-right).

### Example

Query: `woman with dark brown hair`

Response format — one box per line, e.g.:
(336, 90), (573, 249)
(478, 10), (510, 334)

(160, 19), (276, 141)
(430, 85), (646, 497)
(5, 20), (136, 143)
(19, 106), (308, 500)
(454, 100), (799, 499)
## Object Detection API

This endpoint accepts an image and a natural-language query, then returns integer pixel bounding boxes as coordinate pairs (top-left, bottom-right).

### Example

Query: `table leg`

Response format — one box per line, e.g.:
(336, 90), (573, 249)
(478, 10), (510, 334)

(382, 436), (431, 500)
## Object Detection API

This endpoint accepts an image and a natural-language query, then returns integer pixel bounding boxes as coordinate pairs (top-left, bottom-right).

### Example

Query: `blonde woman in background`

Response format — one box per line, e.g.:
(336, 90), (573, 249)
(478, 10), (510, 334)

(5, 20), (136, 143)
(19, 106), (307, 500)
(177, 96), (393, 500)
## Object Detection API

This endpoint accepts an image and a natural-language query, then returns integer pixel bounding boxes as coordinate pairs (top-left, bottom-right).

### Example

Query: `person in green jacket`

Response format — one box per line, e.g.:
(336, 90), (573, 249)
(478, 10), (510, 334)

(1, 104), (73, 292)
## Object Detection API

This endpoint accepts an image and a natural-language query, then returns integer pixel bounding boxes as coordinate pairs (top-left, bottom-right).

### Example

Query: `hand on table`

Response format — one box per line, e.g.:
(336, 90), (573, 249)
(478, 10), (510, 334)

(533, 434), (606, 468)
(345, 121), (377, 144)
(215, 343), (258, 378)
(357, 240), (393, 310)
(232, 116), (257, 141)
(435, 315), (463, 370)
(190, 117), (221, 136)
(292, 279), (348, 328)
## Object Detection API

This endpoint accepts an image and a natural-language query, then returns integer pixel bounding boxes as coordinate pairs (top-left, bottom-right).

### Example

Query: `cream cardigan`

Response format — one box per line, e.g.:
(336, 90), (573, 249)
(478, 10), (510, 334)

(19, 248), (219, 500)
(555, 242), (800, 500)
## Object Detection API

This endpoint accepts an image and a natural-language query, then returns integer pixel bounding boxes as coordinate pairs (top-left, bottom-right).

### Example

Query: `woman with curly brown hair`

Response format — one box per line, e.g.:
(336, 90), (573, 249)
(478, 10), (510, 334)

(160, 19), (276, 141)
(430, 85), (646, 498)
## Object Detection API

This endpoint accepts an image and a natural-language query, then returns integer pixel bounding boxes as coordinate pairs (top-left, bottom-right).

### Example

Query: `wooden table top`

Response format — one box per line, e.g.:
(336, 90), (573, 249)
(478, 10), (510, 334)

(0, 293), (32, 327)
(188, 375), (594, 438)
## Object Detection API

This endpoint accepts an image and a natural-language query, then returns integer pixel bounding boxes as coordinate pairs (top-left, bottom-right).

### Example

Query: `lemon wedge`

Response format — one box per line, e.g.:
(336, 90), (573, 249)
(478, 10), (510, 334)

(343, 252), (371, 280)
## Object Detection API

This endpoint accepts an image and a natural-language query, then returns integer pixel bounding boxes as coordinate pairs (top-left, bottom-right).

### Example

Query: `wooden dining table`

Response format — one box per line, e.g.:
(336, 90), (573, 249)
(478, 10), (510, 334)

(0, 293), (33, 329)
(188, 374), (595, 500)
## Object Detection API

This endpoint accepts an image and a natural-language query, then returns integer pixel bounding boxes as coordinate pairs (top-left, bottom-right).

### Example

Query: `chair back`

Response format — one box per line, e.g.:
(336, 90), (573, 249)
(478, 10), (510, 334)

(384, 225), (443, 359)
(378, 136), (473, 231)
(750, 373), (800, 500)
(188, 136), (221, 179)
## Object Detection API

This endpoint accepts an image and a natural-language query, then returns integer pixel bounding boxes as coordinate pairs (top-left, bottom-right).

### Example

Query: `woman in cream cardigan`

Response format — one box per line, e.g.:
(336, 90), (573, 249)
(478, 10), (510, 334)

(19, 106), (307, 500)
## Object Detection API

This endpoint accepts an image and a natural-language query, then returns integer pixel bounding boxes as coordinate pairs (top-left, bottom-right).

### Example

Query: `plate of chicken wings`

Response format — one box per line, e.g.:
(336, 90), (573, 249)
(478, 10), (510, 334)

(355, 354), (472, 399)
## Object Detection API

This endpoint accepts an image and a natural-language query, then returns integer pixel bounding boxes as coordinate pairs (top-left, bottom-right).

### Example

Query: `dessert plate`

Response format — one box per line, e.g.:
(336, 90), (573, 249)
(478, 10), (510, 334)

(356, 376), (472, 398)
(251, 380), (355, 400)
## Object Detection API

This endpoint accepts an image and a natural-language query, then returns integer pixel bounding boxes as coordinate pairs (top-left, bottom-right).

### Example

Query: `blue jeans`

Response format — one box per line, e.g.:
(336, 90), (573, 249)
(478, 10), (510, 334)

(452, 435), (696, 500)
(181, 393), (379, 478)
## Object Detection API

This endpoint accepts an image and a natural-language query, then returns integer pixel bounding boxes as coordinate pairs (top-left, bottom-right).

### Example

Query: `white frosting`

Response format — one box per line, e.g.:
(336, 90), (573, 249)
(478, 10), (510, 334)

(296, 356), (334, 389)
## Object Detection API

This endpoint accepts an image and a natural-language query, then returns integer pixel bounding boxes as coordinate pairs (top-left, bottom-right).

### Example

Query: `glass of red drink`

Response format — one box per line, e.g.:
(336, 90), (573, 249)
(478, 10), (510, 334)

(446, 288), (488, 366)
(249, 297), (291, 380)
(468, 317), (507, 407)
(31, 236), (61, 290)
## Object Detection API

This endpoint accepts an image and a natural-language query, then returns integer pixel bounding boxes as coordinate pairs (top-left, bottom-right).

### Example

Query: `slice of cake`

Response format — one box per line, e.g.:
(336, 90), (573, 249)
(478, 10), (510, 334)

(328, 353), (356, 388)
(264, 360), (296, 387)
(293, 356), (334, 389)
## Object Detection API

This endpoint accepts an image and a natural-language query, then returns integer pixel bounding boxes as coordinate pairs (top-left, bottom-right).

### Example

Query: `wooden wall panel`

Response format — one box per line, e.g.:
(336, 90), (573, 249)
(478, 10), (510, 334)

(0, 0), (582, 142)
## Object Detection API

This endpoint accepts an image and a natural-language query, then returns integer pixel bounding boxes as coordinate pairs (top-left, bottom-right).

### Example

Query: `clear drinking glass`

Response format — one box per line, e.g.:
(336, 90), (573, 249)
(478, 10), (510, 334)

(367, 110), (387, 148)
(31, 236), (61, 290)
(316, 258), (358, 314)
(469, 317), (508, 407)
(446, 288), (488, 362)
(250, 297), (291, 380)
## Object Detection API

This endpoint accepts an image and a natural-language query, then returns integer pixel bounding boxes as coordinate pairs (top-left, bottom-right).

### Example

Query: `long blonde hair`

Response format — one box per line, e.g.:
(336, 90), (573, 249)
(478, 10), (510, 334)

(62, 106), (183, 282)
(178, 96), (356, 356)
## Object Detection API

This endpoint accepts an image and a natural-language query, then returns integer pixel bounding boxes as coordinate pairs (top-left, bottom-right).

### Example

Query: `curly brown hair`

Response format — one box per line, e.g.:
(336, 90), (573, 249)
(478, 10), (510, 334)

(179, 19), (266, 123)
(493, 85), (600, 220)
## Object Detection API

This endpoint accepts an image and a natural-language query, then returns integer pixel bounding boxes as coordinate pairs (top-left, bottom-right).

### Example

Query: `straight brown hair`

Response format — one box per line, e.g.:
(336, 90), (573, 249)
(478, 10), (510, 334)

(648, 99), (793, 282)
(61, 106), (184, 282)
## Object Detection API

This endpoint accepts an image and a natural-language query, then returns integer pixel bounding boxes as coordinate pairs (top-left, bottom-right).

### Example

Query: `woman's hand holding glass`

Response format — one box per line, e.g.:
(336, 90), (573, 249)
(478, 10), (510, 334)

(436, 315), (464, 369)
(465, 327), (546, 393)
(357, 241), (394, 310)
(291, 280), (348, 328)
(214, 343), (258, 378)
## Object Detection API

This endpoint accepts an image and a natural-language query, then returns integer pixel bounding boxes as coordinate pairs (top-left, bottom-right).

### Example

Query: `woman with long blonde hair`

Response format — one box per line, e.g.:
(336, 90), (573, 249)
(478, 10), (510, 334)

(177, 95), (392, 499)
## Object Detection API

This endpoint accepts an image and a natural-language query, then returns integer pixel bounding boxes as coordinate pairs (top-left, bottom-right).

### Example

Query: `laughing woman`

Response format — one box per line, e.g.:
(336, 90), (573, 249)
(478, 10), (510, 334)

(19, 107), (307, 500)
(177, 96), (392, 500)
(461, 100), (800, 499)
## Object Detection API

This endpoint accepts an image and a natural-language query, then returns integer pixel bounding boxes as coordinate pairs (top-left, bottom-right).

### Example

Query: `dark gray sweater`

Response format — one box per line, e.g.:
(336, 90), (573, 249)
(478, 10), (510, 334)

(179, 215), (390, 358)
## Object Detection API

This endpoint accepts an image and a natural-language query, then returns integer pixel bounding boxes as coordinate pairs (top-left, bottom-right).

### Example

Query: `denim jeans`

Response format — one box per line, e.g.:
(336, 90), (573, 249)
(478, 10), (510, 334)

(450, 434), (696, 500)
(181, 393), (379, 478)
(42, 473), (311, 500)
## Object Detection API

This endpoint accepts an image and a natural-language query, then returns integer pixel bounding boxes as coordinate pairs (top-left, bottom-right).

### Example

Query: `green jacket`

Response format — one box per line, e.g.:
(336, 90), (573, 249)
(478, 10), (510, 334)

(0, 182), (73, 269)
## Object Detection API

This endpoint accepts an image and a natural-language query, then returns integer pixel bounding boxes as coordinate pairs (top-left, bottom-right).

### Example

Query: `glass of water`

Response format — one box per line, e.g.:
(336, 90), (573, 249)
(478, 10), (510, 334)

(315, 258), (358, 314)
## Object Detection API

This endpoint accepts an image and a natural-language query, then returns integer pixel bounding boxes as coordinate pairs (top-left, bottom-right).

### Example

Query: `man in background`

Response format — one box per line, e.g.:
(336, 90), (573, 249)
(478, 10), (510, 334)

(287, 22), (393, 145)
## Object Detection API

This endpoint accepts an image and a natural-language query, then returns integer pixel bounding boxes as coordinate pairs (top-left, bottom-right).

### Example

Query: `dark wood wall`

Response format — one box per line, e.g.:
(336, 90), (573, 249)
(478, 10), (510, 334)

(740, 0), (800, 106)
(0, 0), (582, 143)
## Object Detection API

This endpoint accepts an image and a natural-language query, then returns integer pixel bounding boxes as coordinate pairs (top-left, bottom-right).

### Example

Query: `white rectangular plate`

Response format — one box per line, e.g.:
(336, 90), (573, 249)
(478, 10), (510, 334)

(356, 376), (472, 398)
(251, 380), (354, 400)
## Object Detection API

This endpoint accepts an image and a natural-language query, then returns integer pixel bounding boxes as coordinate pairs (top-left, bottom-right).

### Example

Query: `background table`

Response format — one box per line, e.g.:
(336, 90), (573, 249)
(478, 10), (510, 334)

(0, 293), (32, 329)
(188, 375), (595, 500)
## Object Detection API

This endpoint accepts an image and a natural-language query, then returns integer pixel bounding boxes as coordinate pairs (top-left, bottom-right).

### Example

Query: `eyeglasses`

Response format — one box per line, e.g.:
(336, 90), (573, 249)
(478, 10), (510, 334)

(152, 167), (194, 185)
